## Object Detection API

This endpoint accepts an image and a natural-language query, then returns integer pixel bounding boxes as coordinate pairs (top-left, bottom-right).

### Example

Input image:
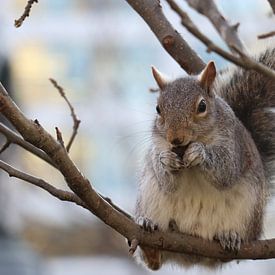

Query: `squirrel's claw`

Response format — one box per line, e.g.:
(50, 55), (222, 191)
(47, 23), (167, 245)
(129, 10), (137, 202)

(159, 150), (184, 172)
(215, 231), (241, 251)
(168, 219), (180, 233)
(137, 217), (158, 233)
(183, 142), (206, 168)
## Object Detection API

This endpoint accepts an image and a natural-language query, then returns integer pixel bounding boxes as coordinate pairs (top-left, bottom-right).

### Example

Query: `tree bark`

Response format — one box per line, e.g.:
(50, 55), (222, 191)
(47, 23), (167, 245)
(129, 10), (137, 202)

(186, 0), (245, 53)
(125, 0), (205, 74)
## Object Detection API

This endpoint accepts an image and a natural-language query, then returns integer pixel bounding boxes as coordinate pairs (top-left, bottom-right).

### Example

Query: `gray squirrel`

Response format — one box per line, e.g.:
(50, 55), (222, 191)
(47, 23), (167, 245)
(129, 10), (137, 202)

(135, 47), (275, 270)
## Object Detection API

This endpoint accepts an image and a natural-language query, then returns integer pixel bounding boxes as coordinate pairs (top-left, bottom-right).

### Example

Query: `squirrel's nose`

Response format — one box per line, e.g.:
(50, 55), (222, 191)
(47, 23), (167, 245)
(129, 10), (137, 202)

(171, 138), (182, 146)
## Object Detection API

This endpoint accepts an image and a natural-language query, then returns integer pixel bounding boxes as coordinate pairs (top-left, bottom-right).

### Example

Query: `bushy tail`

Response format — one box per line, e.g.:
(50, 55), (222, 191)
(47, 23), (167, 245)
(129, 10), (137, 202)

(217, 47), (275, 181)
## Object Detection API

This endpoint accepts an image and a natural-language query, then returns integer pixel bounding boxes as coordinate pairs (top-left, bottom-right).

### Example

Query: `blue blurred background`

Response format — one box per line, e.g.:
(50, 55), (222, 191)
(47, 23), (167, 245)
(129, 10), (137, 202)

(0, 0), (274, 274)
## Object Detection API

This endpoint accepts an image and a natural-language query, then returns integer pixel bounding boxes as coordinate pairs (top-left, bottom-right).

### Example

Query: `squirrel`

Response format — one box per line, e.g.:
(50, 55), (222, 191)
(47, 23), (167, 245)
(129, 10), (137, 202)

(134, 47), (275, 270)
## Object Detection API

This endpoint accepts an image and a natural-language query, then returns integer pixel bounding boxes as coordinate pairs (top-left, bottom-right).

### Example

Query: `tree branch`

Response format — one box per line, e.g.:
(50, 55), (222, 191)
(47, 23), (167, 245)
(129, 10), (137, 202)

(267, 0), (275, 13)
(55, 126), (65, 148)
(185, 0), (245, 53)
(14, 0), (38, 28)
(0, 160), (87, 209)
(125, 0), (205, 74)
(0, 122), (56, 168)
(0, 159), (132, 220)
(0, 82), (140, 243)
(49, 78), (81, 153)
(0, 121), (132, 220)
(0, 140), (11, 154)
(258, 30), (275, 39)
(166, 0), (275, 81)
(2, 82), (275, 260)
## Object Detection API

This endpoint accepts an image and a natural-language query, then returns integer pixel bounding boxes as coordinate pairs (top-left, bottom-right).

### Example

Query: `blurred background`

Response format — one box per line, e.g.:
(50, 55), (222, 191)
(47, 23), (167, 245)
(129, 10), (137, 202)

(0, 0), (274, 274)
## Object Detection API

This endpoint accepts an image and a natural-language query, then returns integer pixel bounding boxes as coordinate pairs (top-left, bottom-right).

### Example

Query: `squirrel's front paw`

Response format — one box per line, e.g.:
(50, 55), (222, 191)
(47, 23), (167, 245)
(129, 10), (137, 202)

(159, 150), (184, 172)
(183, 142), (206, 168)
(215, 231), (241, 251)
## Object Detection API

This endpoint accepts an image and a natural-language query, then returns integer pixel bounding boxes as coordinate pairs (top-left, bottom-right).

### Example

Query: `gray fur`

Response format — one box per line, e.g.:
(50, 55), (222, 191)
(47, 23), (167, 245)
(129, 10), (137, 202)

(217, 48), (275, 182)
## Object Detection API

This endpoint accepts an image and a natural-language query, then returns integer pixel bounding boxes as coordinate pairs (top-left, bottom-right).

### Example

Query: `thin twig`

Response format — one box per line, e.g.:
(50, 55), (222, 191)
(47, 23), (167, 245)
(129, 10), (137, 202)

(0, 122), (132, 219)
(14, 0), (38, 28)
(55, 127), (65, 148)
(166, 0), (275, 81)
(185, 0), (246, 53)
(129, 239), (139, 255)
(0, 160), (87, 209)
(0, 140), (11, 154)
(0, 122), (56, 168)
(258, 31), (275, 39)
(49, 78), (81, 153)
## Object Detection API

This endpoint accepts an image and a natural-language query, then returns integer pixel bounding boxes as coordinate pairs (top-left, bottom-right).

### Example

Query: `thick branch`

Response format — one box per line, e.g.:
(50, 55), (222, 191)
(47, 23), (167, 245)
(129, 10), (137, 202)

(125, 0), (205, 74)
(0, 160), (87, 209)
(14, 0), (38, 28)
(166, 0), (275, 81)
(186, 0), (245, 53)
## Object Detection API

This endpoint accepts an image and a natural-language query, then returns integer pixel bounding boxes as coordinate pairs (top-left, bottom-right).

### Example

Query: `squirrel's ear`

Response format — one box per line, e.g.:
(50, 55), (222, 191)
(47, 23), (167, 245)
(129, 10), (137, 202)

(198, 61), (216, 90)
(151, 66), (169, 90)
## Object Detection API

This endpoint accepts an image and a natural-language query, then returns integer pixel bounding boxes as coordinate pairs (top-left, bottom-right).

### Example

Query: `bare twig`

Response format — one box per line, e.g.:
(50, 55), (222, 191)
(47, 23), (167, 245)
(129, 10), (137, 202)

(0, 122), (132, 219)
(14, 0), (38, 28)
(258, 30), (275, 39)
(125, 0), (205, 74)
(55, 127), (65, 148)
(0, 122), (56, 168)
(267, 0), (275, 13)
(0, 160), (87, 209)
(49, 78), (81, 153)
(185, 0), (246, 53)
(0, 140), (11, 154)
(129, 239), (139, 255)
(166, 0), (275, 81)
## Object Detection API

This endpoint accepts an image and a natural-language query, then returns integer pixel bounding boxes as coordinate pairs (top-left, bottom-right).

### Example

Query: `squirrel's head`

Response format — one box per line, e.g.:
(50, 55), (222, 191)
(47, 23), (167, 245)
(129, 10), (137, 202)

(152, 61), (217, 147)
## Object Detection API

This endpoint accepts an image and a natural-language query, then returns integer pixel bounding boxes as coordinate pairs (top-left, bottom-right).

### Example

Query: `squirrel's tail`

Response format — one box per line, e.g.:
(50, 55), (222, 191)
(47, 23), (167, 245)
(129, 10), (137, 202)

(217, 47), (275, 181)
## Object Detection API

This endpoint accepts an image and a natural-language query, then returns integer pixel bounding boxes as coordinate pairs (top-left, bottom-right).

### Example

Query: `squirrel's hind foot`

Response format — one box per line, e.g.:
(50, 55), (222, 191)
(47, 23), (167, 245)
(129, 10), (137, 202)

(136, 217), (162, 270)
(141, 247), (162, 270)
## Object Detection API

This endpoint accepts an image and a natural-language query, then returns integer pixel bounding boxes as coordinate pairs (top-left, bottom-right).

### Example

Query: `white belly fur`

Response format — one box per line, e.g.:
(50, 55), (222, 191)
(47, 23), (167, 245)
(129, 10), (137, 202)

(139, 167), (257, 240)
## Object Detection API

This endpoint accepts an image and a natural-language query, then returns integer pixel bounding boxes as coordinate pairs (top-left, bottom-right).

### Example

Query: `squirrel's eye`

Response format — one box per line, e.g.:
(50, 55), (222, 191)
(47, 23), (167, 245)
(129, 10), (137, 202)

(156, 105), (161, 115)
(197, 99), (207, 113)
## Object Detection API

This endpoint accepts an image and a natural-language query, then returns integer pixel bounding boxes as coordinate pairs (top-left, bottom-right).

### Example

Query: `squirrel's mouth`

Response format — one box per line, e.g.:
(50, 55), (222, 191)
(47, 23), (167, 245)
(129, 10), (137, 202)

(171, 144), (190, 158)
